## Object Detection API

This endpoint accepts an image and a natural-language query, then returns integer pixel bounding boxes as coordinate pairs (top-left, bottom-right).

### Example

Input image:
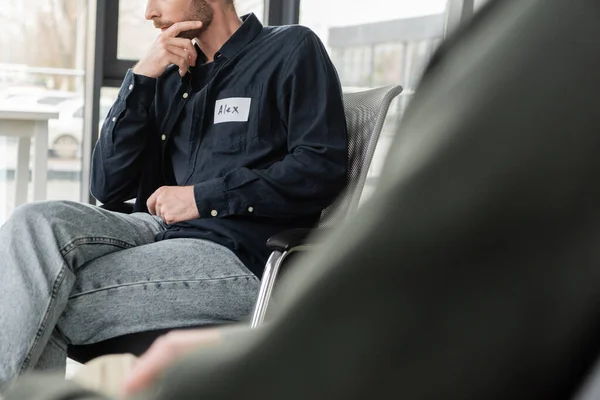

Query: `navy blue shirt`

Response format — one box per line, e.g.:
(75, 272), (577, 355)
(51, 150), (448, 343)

(91, 14), (348, 277)
(171, 61), (215, 184)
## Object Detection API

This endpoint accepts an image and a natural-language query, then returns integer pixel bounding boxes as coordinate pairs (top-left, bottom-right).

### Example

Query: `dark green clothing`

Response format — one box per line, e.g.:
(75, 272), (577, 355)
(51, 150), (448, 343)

(8, 0), (600, 398)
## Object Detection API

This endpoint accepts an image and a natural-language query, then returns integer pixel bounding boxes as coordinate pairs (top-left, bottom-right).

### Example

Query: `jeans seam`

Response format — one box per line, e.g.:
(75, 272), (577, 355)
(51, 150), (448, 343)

(60, 236), (136, 257)
(19, 265), (67, 374)
(54, 325), (71, 347)
(68, 275), (259, 300)
(48, 333), (68, 352)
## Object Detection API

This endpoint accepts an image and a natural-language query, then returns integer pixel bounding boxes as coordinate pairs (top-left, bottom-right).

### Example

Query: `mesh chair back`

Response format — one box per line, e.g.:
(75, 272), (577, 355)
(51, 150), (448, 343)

(319, 85), (403, 227)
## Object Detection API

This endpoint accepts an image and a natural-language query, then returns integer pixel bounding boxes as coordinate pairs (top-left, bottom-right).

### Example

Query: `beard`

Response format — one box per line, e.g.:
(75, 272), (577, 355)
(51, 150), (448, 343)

(154, 0), (214, 39)
(178, 0), (213, 38)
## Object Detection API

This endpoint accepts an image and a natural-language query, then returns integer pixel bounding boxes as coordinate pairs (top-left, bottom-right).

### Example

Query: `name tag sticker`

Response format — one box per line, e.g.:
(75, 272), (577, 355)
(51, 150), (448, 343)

(214, 97), (251, 124)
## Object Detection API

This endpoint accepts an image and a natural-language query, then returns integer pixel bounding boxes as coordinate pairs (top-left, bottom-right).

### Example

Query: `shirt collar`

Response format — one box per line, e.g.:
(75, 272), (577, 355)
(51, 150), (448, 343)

(216, 13), (263, 60)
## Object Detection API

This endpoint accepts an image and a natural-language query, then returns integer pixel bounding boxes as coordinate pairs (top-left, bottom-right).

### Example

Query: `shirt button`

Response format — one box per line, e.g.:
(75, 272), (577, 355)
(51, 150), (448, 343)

(183, 93), (189, 99)
(248, 207), (254, 213)
(111, 117), (116, 122)
(128, 84), (134, 90)
(211, 210), (218, 217)
(161, 134), (166, 141)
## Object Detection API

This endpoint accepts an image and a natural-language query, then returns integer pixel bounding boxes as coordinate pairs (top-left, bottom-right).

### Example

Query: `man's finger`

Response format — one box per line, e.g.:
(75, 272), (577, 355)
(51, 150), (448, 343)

(165, 49), (191, 76)
(165, 38), (198, 66)
(165, 20), (203, 38)
(146, 192), (157, 215)
(155, 200), (163, 220)
(164, 45), (188, 62)
(123, 329), (221, 396)
(163, 48), (190, 75)
(123, 341), (173, 396)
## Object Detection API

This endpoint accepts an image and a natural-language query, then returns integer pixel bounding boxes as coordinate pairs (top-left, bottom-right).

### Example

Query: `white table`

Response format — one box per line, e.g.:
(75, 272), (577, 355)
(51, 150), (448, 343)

(0, 107), (58, 207)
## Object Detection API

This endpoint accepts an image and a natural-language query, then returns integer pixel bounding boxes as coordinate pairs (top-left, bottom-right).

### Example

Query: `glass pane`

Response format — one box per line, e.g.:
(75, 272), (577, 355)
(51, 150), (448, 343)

(100, 87), (120, 117)
(0, 0), (86, 224)
(117, 0), (157, 60)
(235, 0), (264, 19)
(118, 0), (265, 60)
(300, 0), (449, 202)
(73, 106), (84, 119)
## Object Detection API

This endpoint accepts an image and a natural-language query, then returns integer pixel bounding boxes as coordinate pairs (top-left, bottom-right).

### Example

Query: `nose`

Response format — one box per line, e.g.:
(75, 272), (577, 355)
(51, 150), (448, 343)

(145, 0), (159, 21)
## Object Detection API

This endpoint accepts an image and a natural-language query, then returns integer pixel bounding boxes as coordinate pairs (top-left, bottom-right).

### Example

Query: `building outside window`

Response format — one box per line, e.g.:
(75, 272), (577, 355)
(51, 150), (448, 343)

(300, 0), (449, 199)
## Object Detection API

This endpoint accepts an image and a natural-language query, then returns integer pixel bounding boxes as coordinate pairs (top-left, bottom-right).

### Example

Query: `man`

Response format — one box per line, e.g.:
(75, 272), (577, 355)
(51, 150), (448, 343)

(0, 0), (347, 392)
(8, 0), (600, 398)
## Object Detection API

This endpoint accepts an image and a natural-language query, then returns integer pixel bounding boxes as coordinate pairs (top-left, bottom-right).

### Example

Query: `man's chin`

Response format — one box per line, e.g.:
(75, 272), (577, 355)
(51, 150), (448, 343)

(177, 28), (204, 39)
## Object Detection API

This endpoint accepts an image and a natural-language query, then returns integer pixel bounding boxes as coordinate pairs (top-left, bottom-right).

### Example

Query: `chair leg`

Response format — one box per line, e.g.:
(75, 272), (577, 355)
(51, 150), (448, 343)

(250, 250), (288, 328)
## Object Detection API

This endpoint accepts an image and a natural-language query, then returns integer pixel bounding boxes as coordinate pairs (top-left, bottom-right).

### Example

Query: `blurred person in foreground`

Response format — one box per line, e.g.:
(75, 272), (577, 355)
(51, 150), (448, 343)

(8, 0), (600, 399)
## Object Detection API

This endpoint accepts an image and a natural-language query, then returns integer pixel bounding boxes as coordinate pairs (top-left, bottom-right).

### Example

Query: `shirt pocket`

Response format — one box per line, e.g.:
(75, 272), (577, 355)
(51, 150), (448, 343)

(206, 84), (262, 152)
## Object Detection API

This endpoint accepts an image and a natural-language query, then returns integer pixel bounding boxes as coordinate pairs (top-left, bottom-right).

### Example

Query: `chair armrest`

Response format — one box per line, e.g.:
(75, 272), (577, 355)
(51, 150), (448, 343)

(266, 228), (328, 252)
(99, 202), (135, 214)
(253, 228), (327, 327)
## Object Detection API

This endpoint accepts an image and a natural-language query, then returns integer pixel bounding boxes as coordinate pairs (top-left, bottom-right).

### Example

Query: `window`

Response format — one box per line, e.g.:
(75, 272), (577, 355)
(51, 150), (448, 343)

(234, 0), (264, 20)
(73, 106), (83, 119)
(73, 103), (109, 120)
(301, 0), (447, 88)
(117, 0), (265, 61)
(300, 0), (449, 200)
(373, 43), (406, 88)
(38, 96), (75, 106)
(0, 0), (87, 223)
(0, 136), (11, 223)
(100, 104), (111, 121)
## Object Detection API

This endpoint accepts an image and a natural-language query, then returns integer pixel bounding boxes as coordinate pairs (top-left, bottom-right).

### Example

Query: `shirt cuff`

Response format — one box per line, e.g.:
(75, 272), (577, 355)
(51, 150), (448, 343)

(117, 69), (156, 109)
(194, 178), (229, 218)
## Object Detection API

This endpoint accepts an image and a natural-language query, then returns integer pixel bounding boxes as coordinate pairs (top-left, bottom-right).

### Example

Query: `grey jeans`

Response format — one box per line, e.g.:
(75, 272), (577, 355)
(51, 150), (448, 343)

(0, 200), (260, 392)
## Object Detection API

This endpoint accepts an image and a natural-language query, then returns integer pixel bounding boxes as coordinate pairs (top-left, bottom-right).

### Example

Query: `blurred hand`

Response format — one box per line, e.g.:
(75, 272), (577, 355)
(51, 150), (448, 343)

(123, 329), (222, 397)
(133, 21), (203, 78)
(72, 354), (137, 398)
(146, 186), (200, 224)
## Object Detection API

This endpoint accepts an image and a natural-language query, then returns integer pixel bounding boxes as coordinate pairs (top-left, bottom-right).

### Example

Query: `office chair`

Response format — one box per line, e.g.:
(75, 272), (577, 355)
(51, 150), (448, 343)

(250, 85), (403, 327)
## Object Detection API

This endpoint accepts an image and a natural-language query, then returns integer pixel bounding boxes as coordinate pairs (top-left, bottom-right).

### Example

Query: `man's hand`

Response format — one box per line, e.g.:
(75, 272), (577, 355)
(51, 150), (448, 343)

(122, 329), (222, 397)
(147, 186), (200, 224)
(133, 21), (203, 78)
